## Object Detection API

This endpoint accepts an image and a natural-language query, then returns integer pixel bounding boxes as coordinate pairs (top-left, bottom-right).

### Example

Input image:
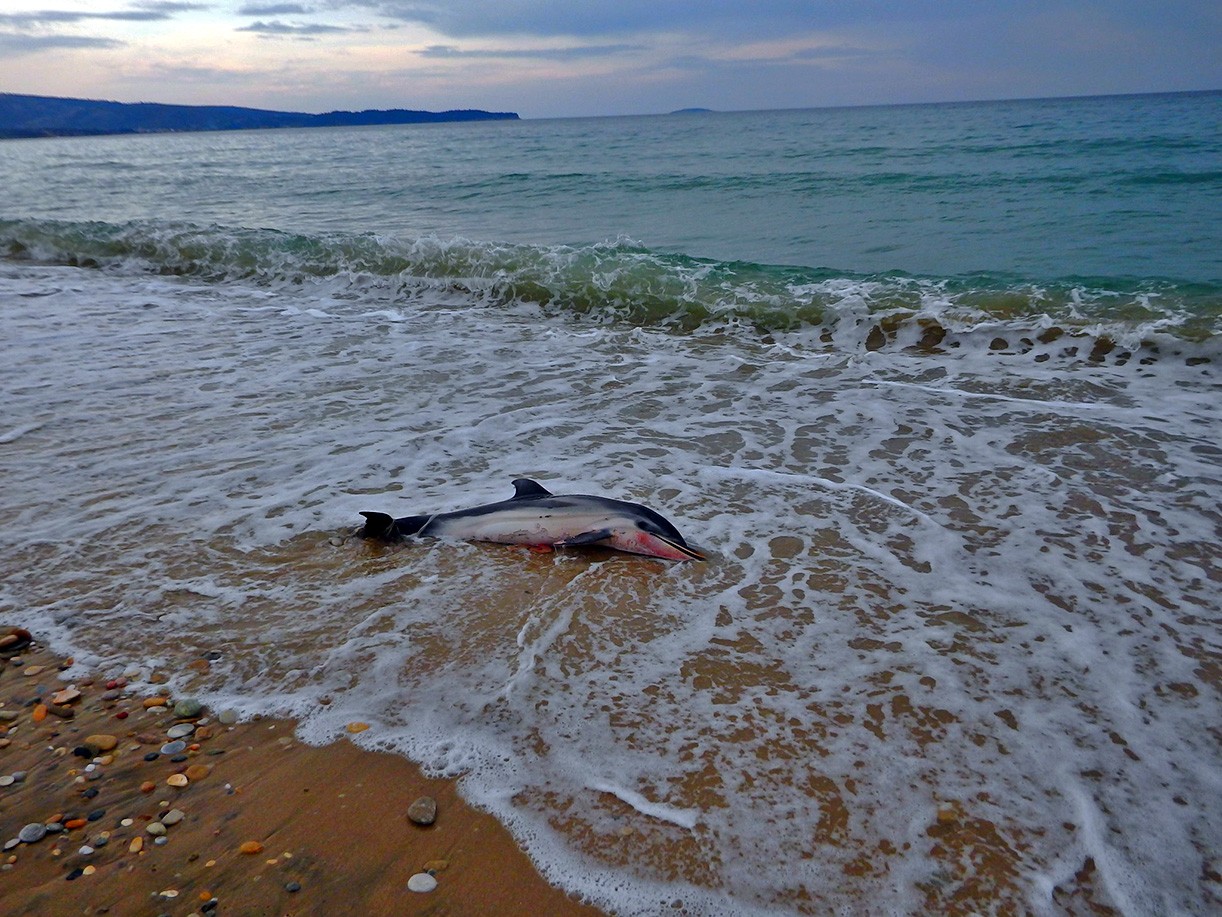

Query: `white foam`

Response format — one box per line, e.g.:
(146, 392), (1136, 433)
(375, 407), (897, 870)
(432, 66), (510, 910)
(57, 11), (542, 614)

(1, 262), (1217, 915)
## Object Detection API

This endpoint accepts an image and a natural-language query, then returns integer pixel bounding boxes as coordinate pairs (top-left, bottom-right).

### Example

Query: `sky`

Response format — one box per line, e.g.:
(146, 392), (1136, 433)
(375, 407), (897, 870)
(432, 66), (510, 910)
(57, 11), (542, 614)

(0, 1), (1218, 119)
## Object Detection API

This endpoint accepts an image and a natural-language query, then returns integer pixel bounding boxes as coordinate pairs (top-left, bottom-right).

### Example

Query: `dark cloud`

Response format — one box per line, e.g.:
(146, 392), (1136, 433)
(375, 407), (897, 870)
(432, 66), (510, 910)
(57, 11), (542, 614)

(0, 32), (125, 53)
(0, 4), (207, 27)
(236, 19), (356, 36)
(237, 3), (312, 13)
(419, 42), (643, 61)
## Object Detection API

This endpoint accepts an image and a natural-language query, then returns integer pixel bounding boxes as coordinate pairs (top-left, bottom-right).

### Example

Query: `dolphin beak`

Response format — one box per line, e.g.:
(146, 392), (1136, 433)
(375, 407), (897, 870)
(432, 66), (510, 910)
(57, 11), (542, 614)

(663, 537), (706, 561)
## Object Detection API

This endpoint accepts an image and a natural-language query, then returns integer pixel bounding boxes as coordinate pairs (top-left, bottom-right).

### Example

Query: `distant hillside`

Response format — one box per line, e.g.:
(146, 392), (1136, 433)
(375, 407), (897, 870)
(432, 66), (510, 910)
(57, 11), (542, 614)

(0, 93), (519, 139)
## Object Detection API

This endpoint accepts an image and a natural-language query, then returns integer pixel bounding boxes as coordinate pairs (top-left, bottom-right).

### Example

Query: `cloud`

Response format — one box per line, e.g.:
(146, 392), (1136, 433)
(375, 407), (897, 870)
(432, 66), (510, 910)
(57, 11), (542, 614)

(236, 19), (358, 37)
(419, 42), (643, 61)
(0, 4), (207, 27)
(0, 32), (125, 54)
(237, 3), (313, 13)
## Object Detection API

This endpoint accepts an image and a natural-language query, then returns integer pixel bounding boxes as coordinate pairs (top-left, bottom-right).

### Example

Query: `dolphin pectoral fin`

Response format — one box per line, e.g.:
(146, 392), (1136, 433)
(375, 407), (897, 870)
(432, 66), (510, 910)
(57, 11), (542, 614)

(358, 511), (397, 540)
(557, 528), (615, 547)
(511, 478), (553, 500)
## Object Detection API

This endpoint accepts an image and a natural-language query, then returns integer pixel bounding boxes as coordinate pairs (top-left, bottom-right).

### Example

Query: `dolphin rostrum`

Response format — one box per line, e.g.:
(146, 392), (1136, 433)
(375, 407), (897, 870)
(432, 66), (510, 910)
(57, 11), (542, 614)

(358, 478), (704, 561)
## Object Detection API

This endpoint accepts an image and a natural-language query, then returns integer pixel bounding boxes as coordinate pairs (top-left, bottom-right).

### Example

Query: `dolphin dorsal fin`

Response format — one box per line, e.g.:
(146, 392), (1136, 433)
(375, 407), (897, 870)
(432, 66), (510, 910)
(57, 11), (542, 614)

(511, 478), (553, 499)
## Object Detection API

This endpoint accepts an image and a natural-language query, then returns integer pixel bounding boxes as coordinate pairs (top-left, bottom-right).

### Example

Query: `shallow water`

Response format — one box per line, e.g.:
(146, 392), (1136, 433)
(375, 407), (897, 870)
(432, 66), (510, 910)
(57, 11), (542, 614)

(2, 258), (1218, 914)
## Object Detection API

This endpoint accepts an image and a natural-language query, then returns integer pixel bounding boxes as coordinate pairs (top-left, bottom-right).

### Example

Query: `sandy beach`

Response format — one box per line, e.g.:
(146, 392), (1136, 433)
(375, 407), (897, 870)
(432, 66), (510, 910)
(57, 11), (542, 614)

(0, 632), (602, 916)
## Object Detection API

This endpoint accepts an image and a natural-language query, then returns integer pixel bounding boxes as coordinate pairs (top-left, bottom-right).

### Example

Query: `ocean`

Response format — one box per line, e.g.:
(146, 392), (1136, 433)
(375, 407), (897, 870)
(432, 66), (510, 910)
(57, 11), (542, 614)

(1, 91), (1219, 915)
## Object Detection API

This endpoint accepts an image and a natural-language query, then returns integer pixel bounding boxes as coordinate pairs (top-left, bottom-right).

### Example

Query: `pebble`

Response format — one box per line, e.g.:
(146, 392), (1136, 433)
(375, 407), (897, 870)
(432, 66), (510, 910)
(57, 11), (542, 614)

(185, 764), (211, 781)
(101, 689), (122, 701)
(49, 704), (75, 719)
(161, 740), (187, 755)
(167, 723), (195, 739)
(407, 872), (438, 893)
(407, 796), (437, 826)
(161, 809), (185, 826)
(144, 753), (160, 762)
(79, 845), (95, 856)
(0, 775), (13, 787)
(18, 823), (47, 844)
(0, 711), (18, 722)
(129, 837), (144, 853)
(285, 881), (302, 892)
(166, 774), (189, 788)
(146, 822), (167, 836)
(140, 781), (156, 793)
(346, 721), (370, 734)
(154, 836), (168, 846)
(218, 709), (238, 725)
(239, 840), (264, 855)
(51, 687), (81, 705)
(142, 698), (168, 709)
(173, 699), (203, 718)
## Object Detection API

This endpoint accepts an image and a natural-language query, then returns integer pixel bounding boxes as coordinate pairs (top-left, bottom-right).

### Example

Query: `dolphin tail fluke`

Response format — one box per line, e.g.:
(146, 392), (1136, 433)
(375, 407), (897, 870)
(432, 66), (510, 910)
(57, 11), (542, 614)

(358, 511), (398, 540)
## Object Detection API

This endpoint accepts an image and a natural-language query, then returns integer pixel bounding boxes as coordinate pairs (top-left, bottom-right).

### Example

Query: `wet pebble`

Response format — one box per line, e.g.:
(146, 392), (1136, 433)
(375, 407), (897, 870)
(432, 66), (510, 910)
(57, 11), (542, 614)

(144, 753), (160, 762)
(167, 723), (195, 739)
(146, 822), (167, 836)
(285, 881), (302, 893)
(161, 809), (185, 826)
(173, 699), (203, 718)
(18, 823), (47, 844)
(218, 709), (238, 725)
(161, 740), (187, 755)
(407, 873), (438, 893)
(407, 796), (437, 826)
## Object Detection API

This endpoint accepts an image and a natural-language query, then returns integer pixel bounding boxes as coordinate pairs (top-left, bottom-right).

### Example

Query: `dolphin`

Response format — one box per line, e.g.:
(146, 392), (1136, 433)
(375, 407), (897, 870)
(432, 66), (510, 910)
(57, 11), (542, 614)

(357, 478), (704, 561)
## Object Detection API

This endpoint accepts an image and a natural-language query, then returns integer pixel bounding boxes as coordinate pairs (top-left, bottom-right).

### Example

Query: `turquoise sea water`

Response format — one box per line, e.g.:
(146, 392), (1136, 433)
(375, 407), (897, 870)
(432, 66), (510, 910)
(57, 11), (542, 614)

(1, 92), (1220, 915)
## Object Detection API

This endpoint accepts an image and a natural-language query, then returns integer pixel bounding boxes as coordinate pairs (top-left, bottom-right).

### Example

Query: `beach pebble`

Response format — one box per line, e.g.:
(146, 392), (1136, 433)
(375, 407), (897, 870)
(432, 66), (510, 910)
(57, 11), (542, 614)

(143, 697), (168, 709)
(167, 723), (195, 739)
(161, 740), (187, 755)
(146, 822), (167, 836)
(407, 796), (437, 826)
(185, 764), (211, 781)
(18, 823), (47, 844)
(239, 840), (264, 855)
(218, 709), (238, 725)
(129, 837), (144, 853)
(161, 809), (185, 826)
(0, 775), (14, 787)
(51, 687), (81, 705)
(173, 699), (203, 718)
(0, 711), (18, 722)
(285, 881), (302, 893)
(166, 774), (189, 788)
(407, 872), (438, 893)
(346, 721), (370, 734)
(79, 845), (95, 856)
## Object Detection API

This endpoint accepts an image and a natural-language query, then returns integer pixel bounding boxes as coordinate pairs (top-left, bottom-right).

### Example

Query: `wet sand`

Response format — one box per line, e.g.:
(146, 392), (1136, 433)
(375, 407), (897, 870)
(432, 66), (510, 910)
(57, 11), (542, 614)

(0, 636), (603, 916)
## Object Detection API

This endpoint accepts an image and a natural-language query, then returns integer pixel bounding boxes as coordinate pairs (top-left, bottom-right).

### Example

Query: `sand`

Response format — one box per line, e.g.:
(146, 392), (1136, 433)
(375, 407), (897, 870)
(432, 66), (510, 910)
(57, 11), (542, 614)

(0, 636), (603, 916)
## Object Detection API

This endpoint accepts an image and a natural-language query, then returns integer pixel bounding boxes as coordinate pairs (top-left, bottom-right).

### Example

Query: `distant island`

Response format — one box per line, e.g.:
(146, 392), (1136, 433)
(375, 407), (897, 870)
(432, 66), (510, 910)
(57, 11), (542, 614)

(0, 93), (519, 140)
(671, 108), (714, 114)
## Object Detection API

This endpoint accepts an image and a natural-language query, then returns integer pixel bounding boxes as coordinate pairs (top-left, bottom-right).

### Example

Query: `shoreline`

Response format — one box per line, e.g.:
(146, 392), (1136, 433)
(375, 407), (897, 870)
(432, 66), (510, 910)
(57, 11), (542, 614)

(0, 634), (603, 916)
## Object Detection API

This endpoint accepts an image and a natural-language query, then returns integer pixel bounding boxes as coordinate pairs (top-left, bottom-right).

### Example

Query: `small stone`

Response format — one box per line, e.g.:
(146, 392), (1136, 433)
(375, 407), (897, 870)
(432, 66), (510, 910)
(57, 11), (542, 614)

(218, 709), (238, 725)
(83, 865), (95, 875)
(154, 835), (168, 846)
(167, 724), (195, 739)
(407, 872), (438, 893)
(345, 722), (370, 734)
(142, 698), (168, 709)
(93, 834), (109, 847)
(51, 687), (81, 705)
(48, 705), (75, 719)
(173, 699), (203, 718)
(144, 753), (160, 762)
(87, 809), (106, 822)
(146, 823), (167, 836)
(79, 845), (95, 856)
(32, 704), (47, 722)
(101, 689), (121, 701)
(18, 823), (47, 844)
(63, 818), (88, 830)
(239, 840), (264, 855)
(185, 764), (211, 781)
(140, 781), (156, 793)
(0, 775), (13, 787)
(285, 880), (302, 893)
(423, 859), (449, 872)
(0, 711), (18, 722)
(166, 774), (189, 788)
(121, 818), (134, 827)
(161, 740), (187, 755)
(161, 809), (185, 826)
(23, 665), (44, 676)
(407, 796), (437, 826)
(129, 837), (144, 853)
(159, 889), (179, 898)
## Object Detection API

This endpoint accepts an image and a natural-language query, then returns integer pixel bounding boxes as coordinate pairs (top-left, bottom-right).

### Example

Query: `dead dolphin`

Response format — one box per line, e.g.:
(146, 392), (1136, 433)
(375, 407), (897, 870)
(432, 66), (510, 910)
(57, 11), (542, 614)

(358, 478), (704, 561)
